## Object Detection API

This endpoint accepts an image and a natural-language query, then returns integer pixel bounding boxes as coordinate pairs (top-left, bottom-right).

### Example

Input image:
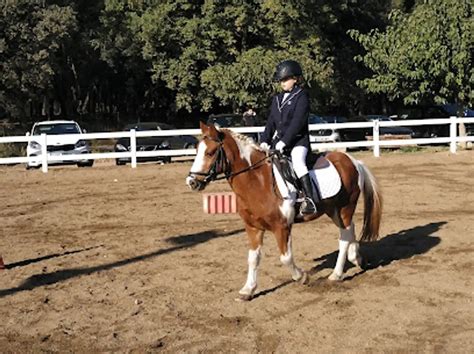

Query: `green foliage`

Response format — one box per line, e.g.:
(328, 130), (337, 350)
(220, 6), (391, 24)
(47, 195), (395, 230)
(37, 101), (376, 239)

(351, 0), (473, 109)
(0, 1), (77, 117)
(127, 1), (332, 113)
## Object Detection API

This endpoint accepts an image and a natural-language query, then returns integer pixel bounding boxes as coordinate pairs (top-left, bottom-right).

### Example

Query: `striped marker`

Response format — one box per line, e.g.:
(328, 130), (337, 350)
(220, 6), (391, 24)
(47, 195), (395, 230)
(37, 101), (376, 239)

(203, 192), (238, 214)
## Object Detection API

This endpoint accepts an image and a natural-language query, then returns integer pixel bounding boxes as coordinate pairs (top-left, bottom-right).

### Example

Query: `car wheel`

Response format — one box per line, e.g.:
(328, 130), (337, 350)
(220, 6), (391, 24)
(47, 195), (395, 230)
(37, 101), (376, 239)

(78, 160), (94, 167)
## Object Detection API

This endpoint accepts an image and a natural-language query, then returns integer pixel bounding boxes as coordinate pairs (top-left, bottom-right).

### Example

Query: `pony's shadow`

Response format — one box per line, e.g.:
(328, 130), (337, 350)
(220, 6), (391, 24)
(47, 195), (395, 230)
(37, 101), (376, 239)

(4, 245), (104, 270)
(311, 221), (444, 277)
(0, 228), (243, 299)
(253, 222), (444, 299)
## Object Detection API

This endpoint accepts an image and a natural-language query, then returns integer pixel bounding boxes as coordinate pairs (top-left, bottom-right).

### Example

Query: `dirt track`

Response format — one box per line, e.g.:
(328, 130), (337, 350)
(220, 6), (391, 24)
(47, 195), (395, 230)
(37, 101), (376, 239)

(1, 150), (473, 352)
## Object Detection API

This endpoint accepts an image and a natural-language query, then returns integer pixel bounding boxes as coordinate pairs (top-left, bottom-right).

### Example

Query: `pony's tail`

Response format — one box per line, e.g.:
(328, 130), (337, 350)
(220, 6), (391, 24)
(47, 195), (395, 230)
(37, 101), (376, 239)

(353, 159), (383, 242)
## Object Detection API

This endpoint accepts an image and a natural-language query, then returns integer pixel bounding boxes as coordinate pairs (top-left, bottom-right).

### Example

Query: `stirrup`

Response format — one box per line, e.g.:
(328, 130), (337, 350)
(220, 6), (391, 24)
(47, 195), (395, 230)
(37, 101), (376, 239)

(299, 197), (317, 215)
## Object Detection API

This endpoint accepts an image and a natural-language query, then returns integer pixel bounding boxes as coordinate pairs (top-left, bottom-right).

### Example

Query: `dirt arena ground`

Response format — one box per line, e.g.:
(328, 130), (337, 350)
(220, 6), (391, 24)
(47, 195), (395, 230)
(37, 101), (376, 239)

(1, 149), (473, 353)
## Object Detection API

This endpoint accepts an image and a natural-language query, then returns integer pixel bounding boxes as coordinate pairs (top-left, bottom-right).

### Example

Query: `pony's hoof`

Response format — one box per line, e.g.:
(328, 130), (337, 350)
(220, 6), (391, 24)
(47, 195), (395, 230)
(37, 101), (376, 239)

(328, 272), (343, 281)
(298, 272), (309, 285)
(235, 294), (253, 302)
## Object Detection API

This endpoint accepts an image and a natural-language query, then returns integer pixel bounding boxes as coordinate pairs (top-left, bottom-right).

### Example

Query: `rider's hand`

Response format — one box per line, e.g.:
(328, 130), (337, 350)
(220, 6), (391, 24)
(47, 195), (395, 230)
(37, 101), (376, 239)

(260, 142), (270, 151)
(275, 140), (286, 153)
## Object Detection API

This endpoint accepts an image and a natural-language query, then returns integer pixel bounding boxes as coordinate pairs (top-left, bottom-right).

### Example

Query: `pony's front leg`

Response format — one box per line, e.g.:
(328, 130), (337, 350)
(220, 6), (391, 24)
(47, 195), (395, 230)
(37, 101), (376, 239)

(275, 226), (308, 284)
(329, 222), (355, 281)
(238, 226), (264, 301)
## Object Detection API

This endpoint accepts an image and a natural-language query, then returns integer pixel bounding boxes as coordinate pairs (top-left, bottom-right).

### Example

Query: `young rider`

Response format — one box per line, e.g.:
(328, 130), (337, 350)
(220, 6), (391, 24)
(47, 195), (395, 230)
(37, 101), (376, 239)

(260, 60), (317, 215)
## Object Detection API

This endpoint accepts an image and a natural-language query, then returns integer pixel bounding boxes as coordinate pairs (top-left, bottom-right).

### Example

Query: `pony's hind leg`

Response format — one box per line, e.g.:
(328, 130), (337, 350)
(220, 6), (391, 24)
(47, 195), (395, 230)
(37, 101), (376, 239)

(275, 226), (308, 284)
(347, 233), (363, 269)
(238, 225), (264, 301)
(329, 222), (355, 281)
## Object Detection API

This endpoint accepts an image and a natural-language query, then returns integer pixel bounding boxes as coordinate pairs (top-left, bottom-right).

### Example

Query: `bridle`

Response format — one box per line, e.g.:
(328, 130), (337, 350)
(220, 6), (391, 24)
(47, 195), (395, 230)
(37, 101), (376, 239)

(188, 136), (275, 186)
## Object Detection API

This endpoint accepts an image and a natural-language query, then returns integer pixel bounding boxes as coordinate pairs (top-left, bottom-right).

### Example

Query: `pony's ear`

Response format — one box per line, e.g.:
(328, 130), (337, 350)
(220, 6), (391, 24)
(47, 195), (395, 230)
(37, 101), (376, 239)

(199, 121), (209, 134)
(200, 120), (221, 140)
(206, 123), (220, 140)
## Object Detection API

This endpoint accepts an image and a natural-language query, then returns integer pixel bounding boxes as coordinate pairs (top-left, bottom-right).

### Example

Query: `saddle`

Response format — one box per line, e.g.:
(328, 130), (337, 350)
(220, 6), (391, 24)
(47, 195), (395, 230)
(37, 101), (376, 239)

(271, 151), (341, 202)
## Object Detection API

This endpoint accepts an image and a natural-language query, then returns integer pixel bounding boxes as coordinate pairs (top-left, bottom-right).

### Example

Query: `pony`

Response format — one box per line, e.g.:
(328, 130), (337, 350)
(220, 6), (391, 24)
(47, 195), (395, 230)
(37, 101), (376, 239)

(186, 122), (382, 301)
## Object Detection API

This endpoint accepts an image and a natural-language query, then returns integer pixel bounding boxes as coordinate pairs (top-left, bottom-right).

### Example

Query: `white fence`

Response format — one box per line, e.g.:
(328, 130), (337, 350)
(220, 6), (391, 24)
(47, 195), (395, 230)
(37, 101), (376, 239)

(0, 117), (473, 173)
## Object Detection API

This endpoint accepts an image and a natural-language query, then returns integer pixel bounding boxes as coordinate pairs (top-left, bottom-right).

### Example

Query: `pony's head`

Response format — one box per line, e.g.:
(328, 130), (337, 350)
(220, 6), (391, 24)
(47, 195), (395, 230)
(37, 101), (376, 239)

(186, 122), (229, 191)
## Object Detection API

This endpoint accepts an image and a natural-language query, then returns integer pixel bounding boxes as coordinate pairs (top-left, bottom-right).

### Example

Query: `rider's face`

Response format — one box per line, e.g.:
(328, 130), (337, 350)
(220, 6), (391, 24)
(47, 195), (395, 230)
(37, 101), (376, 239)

(280, 77), (297, 92)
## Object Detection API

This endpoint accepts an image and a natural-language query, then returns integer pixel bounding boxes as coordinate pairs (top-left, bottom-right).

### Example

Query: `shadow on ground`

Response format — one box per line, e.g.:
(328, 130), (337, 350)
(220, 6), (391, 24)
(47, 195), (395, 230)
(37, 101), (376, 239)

(252, 222), (444, 300)
(311, 221), (444, 276)
(0, 228), (243, 298)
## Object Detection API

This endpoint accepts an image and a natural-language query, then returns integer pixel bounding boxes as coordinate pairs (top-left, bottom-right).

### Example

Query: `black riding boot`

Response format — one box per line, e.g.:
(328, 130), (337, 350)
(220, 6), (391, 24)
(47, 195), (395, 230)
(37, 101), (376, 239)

(299, 174), (318, 215)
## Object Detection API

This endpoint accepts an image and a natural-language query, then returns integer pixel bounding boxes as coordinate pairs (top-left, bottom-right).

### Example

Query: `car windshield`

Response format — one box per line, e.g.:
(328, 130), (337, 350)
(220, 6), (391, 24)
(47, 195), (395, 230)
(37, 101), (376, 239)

(208, 116), (243, 127)
(367, 115), (391, 121)
(308, 115), (327, 124)
(124, 123), (160, 131)
(323, 116), (347, 123)
(33, 123), (80, 135)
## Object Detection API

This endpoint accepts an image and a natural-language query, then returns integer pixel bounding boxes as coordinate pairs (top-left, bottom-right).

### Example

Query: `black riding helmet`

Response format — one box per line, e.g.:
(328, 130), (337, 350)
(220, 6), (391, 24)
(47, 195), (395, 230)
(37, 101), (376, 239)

(273, 60), (303, 82)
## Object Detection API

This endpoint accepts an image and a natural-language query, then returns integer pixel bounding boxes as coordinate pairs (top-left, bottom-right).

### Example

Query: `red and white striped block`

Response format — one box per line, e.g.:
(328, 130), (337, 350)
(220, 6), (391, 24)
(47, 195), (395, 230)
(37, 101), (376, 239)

(203, 192), (238, 214)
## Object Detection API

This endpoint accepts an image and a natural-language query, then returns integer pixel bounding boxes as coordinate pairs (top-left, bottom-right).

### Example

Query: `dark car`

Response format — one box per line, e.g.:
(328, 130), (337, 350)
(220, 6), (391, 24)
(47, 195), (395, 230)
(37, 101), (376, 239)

(390, 106), (451, 138)
(207, 114), (243, 128)
(344, 115), (414, 142)
(207, 113), (260, 141)
(366, 115), (415, 138)
(154, 122), (198, 150)
(114, 122), (172, 165)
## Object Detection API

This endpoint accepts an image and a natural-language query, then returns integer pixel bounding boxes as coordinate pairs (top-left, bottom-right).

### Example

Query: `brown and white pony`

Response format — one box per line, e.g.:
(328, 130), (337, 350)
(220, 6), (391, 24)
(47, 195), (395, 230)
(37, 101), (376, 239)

(186, 122), (382, 301)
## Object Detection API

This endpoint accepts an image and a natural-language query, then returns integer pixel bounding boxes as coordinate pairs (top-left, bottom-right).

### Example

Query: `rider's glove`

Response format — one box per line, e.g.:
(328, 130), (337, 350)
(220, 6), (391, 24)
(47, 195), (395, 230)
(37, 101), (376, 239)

(275, 140), (286, 153)
(260, 142), (270, 151)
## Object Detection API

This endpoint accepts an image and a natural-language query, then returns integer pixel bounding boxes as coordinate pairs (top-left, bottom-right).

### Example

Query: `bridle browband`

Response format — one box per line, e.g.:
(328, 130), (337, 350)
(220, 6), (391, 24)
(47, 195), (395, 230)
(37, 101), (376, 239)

(188, 135), (275, 185)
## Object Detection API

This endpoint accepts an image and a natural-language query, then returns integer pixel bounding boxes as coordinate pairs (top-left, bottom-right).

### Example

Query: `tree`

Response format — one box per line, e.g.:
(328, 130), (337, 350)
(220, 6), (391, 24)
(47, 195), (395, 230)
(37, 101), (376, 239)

(350, 0), (473, 112)
(128, 1), (332, 116)
(0, 1), (77, 120)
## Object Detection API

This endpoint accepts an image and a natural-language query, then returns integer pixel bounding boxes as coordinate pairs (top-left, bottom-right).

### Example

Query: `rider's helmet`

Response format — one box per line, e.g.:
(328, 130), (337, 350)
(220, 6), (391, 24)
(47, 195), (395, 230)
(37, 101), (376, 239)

(273, 60), (303, 82)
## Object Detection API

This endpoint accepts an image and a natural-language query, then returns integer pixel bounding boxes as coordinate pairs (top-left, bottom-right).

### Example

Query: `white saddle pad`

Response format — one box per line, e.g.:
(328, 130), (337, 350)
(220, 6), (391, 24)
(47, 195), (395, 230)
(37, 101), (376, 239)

(272, 158), (341, 202)
(309, 159), (342, 199)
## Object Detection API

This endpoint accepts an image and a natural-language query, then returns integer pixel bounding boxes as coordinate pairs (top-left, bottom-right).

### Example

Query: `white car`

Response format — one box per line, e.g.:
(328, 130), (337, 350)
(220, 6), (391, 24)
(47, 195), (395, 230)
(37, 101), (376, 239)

(308, 115), (342, 144)
(26, 120), (93, 169)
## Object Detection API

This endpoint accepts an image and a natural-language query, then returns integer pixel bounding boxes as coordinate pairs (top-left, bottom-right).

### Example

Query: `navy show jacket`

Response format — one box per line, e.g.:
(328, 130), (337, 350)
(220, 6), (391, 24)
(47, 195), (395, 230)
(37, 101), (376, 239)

(261, 85), (310, 149)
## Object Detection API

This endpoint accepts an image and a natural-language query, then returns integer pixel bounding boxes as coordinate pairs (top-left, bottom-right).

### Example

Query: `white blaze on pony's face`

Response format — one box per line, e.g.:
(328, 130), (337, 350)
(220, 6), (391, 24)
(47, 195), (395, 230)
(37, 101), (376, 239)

(186, 122), (223, 191)
(190, 140), (208, 174)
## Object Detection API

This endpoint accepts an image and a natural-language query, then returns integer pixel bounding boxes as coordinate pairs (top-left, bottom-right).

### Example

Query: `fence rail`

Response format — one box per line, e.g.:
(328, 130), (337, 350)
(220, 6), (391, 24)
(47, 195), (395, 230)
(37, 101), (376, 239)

(1, 117), (473, 173)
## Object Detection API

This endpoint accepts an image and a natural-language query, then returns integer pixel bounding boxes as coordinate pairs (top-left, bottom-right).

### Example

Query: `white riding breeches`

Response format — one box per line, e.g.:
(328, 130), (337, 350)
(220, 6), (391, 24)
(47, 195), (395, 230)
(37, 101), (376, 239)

(291, 145), (309, 178)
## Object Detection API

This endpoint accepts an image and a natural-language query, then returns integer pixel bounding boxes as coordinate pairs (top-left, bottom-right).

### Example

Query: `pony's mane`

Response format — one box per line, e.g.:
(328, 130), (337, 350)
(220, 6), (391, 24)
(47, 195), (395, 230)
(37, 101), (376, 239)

(220, 128), (264, 152)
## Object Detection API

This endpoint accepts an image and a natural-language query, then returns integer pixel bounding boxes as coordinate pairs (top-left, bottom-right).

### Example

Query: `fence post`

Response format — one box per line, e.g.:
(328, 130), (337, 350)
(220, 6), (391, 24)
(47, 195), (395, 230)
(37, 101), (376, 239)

(130, 129), (137, 168)
(449, 116), (457, 154)
(41, 133), (48, 173)
(373, 119), (380, 157)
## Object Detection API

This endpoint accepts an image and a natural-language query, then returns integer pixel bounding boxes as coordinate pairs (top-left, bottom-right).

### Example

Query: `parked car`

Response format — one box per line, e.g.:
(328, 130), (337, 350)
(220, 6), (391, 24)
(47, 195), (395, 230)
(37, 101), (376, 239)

(390, 106), (451, 138)
(154, 122), (198, 150)
(366, 115), (415, 138)
(26, 120), (93, 169)
(114, 122), (172, 165)
(207, 114), (243, 128)
(308, 114), (342, 143)
(207, 113), (260, 141)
